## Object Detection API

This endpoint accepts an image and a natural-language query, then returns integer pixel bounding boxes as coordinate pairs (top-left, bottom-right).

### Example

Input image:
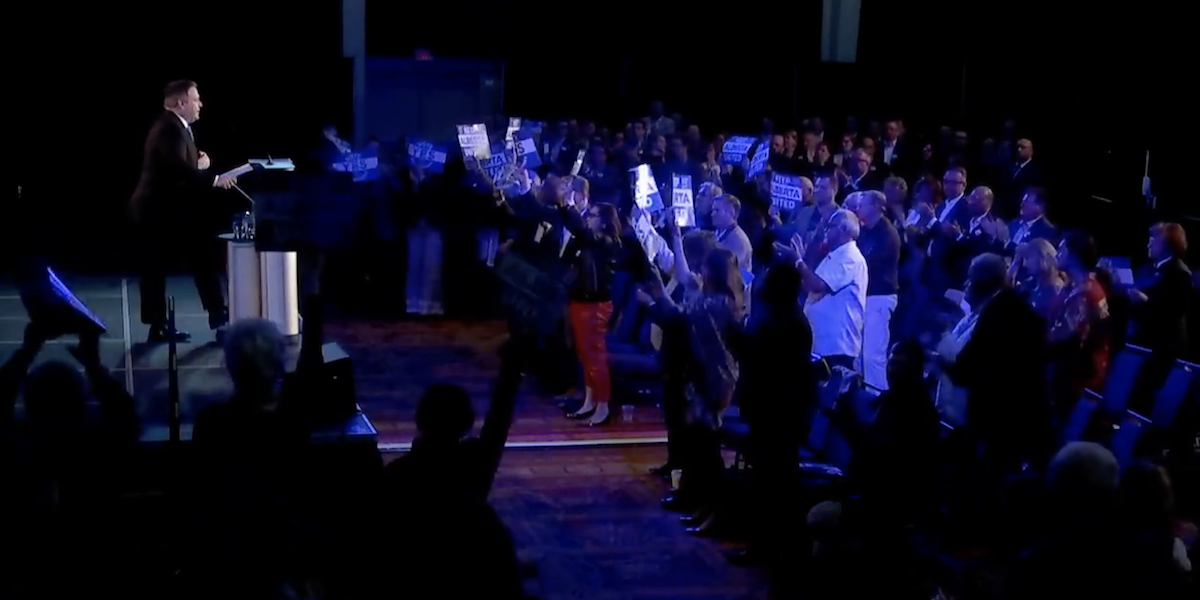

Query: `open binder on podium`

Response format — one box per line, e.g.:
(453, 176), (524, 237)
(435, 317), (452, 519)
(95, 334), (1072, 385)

(218, 157), (296, 180)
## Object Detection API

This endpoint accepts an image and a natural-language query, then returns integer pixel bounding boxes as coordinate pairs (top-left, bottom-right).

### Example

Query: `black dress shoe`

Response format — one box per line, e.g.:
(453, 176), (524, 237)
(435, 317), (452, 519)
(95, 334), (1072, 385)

(147, 327), (190, 343)
(660, 494), (692, 513)
(208, 309), (229, 330)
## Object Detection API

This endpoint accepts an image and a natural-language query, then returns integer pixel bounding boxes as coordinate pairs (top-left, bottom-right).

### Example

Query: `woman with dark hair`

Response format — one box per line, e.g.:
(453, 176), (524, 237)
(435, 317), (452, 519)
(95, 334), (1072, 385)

(639, 248), (744, 533)
(551, 179), (623, 426)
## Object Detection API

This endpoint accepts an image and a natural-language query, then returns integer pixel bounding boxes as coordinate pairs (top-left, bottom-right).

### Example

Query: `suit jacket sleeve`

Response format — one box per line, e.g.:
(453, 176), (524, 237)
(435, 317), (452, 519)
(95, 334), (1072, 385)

(153, 119), (214, 190)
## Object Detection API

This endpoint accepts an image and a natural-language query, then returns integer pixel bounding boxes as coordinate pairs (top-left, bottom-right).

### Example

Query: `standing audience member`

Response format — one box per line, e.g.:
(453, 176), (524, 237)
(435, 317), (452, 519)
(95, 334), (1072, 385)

(1126, 222), (1192, 413)
(711, 194), (754, 271)
(777, 209), (869, 370)
(727, 262), (817, 566)
(850, 190), (902, 389)
(554, 181), (623, 426)
(640, 249), (744, 536)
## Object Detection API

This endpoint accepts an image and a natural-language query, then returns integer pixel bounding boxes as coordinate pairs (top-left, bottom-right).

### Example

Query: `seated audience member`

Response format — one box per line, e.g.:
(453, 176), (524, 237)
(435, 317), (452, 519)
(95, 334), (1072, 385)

(191, 318), (313, 596)
(1005, 443), (1191, 599)
(1126, 222), (1192, 412)
(727, 262), (817, 566)
(1003, 187), (1057, 254)
(776, 209), (868, 370)
(837, 340), (940, 530)
(1048, 231), (1111, 414)
(1118, 461), (1193, 574)
(0, 324), (140, 597)
(382, 342), (523, 506)
(1009, 238), (1065, 319)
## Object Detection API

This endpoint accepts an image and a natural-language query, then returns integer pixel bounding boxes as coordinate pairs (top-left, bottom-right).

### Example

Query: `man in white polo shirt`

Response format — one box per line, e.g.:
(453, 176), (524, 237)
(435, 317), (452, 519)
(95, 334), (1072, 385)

(776, 209), (869, 369)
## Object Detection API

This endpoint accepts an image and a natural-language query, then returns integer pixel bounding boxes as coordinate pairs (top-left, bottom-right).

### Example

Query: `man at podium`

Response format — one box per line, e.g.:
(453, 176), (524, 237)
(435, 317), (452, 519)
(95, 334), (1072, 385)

(129, 80), (235, 343)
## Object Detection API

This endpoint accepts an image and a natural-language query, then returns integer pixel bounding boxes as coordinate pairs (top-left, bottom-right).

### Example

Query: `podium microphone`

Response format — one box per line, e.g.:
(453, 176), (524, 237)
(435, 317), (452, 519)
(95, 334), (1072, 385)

(231, 183), (255, 206)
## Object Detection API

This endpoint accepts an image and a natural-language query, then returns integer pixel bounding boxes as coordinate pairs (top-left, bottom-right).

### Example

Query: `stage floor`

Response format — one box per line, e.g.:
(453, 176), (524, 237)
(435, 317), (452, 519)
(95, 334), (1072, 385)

(0, 275), (668, 449)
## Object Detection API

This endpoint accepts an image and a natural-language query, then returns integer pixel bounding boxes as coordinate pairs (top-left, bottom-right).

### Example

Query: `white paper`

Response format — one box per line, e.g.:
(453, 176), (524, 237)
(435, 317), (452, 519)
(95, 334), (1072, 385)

(570, 150), (585, 175)
(456, 123), (491, 159)
(220, 163), (254, 179)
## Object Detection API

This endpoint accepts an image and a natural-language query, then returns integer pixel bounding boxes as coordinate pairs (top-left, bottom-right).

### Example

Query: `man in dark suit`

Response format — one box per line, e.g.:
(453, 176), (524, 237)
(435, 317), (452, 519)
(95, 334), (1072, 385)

(836, 149), (882, 202)
(944, 253), (1053, 474)
(921, 166), (973, 294)
(946, 186), (1009, 287)
(1000, 138), (1045, 218)
(1004, 187), (1058, 255)
(1126, 223), (1193, 412)
(130, 80), (235, 343)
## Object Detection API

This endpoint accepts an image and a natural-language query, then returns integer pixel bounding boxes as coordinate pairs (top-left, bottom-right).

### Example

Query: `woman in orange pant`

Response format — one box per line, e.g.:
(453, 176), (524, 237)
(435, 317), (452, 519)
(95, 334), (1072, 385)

(551, 178), (622, 426)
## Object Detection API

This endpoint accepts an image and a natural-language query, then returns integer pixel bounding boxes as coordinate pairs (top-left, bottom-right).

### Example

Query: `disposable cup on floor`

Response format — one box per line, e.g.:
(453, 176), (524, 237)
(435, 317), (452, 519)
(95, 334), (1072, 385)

(621, 404), (635, 422)
(670, 469), (683, 490)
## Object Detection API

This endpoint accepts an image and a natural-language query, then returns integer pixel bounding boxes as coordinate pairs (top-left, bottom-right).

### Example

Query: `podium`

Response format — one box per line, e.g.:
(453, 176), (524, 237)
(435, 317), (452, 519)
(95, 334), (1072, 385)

(220, 233), (300, 336)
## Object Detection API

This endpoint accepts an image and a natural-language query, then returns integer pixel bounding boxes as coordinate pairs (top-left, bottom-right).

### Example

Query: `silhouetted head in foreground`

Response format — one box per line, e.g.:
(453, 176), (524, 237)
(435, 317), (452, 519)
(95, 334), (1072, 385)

(415, 383), (475, 442)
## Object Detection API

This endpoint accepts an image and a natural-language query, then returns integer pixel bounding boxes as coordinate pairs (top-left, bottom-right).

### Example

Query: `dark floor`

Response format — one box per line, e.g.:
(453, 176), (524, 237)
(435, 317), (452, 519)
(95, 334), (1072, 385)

(0, 274), (668, 446)
(384, 445), (770, 600)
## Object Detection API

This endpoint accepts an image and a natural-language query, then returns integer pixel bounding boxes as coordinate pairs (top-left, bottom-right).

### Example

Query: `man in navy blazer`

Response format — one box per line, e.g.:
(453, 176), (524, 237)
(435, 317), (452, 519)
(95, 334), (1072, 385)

(1004, 187), (1058, 255)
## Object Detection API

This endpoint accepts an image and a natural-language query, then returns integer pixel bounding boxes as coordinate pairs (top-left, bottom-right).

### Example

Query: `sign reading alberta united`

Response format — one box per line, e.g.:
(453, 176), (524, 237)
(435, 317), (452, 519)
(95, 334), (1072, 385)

(770, 173), (803, 212)
(671, 174), (696, 227)
(630, 164), (663, 211)
(482, 141), (511, 181)
(746, 140), (769, 181)
(456, 123), (491, 159)
(722, 136), (755, 165)
(407, 139), (448, 174)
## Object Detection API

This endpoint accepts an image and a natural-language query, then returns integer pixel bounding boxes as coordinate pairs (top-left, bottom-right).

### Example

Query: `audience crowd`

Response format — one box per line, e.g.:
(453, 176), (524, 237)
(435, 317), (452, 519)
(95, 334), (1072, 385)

(2, 102), (1200, 599)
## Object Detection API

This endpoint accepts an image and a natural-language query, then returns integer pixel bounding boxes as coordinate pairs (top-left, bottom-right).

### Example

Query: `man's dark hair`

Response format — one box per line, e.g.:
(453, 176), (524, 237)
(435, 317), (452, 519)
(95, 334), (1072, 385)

(1061, 230), (1099, 271)
(1024, 186), (1048, 206)
(163, 79), (196, 103)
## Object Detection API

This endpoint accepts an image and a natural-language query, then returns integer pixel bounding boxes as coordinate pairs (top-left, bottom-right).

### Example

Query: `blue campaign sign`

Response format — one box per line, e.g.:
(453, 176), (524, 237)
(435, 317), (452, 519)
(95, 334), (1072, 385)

(331, 147), (381, 182)
(745, 140), (769, 181)
(722, 135), (756, 165)
(515, 131), (542, 169)
(407, 139), (448, 174)
(482, 141), (511, 181)
(629, 164), (663, 211)
(770, 172), (803, 211)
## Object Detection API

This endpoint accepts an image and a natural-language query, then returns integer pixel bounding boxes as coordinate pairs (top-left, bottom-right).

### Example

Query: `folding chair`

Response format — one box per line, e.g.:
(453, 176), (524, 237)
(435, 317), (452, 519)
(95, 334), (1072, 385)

(1060, 389), (1102, 445)
(1099, 344), (1152, 416)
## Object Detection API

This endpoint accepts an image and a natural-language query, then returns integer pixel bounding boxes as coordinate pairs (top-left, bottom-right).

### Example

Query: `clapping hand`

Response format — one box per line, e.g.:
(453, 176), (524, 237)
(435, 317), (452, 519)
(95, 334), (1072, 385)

(941, 220), (962, 238)
(635, 287), (655, 305)
(978, 217), (996, 238)
(198, 151), (211, 170)
(773, 232), (805, 264)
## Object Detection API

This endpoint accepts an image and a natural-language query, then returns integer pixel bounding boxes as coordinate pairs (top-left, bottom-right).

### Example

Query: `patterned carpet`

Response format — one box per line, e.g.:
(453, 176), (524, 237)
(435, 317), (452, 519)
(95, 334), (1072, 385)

(384, 445), (770, 600)
(326, 319), (669, 446)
